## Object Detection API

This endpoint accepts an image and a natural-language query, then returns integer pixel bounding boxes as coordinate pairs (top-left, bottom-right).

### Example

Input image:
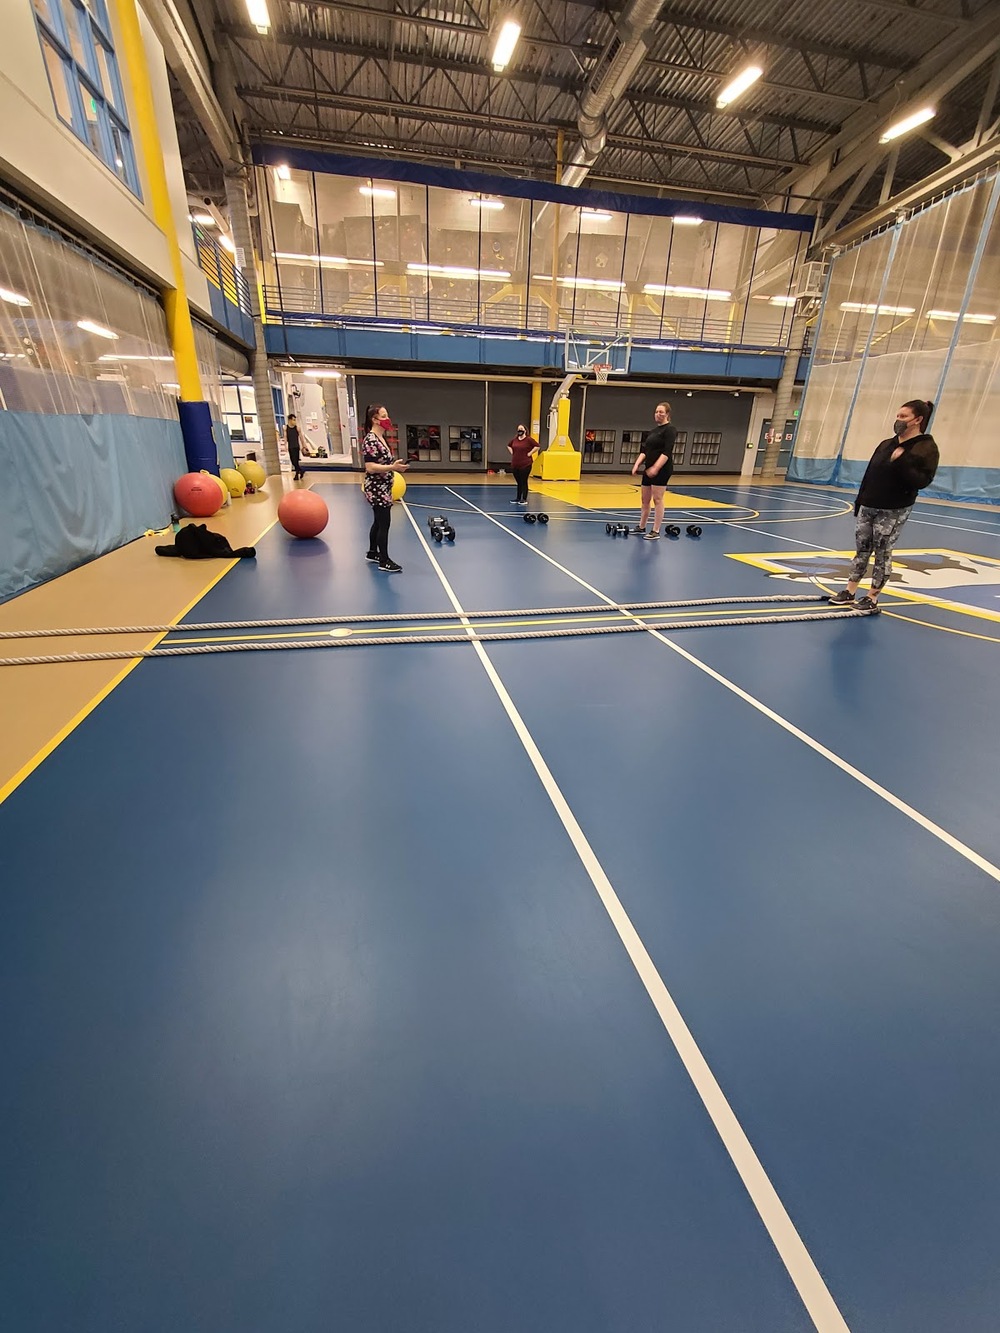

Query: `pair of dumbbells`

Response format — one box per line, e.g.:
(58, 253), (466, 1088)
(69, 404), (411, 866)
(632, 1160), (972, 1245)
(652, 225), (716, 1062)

(427, 515), (456, 543)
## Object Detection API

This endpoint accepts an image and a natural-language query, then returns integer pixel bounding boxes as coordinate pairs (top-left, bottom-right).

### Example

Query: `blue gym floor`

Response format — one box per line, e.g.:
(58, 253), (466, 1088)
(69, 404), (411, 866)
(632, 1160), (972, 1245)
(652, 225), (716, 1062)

(4, 479), (1000, 1332)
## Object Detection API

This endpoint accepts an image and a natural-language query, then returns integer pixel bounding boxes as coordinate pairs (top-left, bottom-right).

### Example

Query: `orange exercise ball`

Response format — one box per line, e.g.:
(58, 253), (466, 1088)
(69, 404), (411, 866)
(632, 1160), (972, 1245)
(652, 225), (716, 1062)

(174, 472), (223, 518)
(277, 489), (329, 538)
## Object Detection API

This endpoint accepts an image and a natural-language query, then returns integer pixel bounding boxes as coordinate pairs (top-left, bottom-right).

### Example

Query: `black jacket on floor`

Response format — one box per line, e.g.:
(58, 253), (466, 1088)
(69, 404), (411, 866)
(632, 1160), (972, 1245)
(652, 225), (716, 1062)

(854, 433), (939, 515)
(155, 524), (256, 559)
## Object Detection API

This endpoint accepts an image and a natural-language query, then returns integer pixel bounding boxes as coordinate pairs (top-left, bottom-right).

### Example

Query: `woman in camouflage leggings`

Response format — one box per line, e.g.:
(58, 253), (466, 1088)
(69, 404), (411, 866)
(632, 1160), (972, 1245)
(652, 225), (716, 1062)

(828, 398), (939, 612)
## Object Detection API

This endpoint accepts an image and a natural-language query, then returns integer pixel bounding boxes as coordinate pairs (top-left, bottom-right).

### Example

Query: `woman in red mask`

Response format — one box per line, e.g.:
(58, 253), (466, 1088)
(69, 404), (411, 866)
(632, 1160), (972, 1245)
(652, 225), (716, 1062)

(363, 403), (408, 572)
(507, 422), (539, 505)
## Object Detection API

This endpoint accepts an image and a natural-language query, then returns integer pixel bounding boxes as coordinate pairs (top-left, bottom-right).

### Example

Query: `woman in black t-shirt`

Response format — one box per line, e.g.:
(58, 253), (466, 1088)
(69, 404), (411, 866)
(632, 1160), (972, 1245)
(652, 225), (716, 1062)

(630, 401), (676, 539)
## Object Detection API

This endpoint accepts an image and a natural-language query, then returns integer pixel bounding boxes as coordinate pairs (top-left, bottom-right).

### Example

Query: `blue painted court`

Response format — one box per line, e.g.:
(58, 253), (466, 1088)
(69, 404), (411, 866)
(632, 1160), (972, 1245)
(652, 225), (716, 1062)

(4, 480), (1000, 1332)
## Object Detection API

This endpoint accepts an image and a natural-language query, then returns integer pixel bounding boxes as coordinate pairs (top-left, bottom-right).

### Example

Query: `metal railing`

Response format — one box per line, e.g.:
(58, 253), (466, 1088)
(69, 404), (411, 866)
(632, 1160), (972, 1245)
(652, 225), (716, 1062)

(192, 224), (253, 317)
(260, 284), (793, 355)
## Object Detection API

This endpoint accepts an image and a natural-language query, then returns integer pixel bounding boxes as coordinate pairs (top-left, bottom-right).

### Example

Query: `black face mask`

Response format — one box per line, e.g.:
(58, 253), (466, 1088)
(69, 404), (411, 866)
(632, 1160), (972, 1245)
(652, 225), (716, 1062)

(893, 420), (907, 436)
(517, 429), (526, 438)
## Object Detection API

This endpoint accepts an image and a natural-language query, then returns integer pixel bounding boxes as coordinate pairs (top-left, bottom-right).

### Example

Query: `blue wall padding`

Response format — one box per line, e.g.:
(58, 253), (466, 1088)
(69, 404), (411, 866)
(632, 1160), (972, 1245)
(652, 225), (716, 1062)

(0, 411), (186, 602)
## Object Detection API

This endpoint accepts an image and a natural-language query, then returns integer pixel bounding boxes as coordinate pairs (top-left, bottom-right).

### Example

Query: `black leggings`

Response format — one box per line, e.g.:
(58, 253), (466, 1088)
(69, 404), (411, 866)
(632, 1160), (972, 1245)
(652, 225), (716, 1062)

(368, 505), (392, 560)
(512, 465), (531, 502)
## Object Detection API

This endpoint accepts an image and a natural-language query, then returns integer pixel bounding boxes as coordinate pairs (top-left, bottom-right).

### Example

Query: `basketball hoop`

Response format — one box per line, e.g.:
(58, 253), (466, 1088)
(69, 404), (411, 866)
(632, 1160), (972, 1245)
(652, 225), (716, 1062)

(594, 363), (612, 384)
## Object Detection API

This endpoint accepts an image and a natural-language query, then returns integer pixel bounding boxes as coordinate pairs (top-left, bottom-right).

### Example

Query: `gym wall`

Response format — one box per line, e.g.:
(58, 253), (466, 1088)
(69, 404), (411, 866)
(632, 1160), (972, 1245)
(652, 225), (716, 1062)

(0, 196), (234, 602)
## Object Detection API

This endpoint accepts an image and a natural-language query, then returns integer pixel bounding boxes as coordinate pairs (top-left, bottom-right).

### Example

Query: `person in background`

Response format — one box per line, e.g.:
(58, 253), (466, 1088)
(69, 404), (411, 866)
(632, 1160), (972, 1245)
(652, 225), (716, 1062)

(362, 403), (408, 573)
(630, 401), (676, 539)
(507, 423), (539, 505)
(828, 398), (939, 613)
(286, 414), (303, 481)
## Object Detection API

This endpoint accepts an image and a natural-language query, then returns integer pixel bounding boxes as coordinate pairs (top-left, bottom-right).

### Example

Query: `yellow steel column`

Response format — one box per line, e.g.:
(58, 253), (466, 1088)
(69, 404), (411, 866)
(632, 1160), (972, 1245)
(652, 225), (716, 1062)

(110, 0), (203, 404)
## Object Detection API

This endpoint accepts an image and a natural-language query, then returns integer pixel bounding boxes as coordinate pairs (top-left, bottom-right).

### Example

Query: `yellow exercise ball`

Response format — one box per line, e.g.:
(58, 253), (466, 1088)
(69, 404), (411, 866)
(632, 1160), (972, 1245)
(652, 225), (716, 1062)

(238, 460), (266, 490)
(392, 472), (406, 502)
(220, 467), (246, 497)
(202, 470), (229, 506)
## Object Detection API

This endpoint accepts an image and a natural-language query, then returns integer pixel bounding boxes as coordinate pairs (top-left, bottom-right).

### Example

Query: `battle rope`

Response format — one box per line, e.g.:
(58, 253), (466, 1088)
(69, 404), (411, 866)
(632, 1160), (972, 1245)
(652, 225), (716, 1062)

(0, 594), (831, 641)
(0, 607), (869, 667)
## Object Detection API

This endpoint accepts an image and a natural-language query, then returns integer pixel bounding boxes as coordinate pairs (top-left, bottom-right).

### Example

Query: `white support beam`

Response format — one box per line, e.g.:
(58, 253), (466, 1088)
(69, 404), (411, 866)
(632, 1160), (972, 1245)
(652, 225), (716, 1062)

(142, 0), (235, 163)
(767, 5), (1000, 207)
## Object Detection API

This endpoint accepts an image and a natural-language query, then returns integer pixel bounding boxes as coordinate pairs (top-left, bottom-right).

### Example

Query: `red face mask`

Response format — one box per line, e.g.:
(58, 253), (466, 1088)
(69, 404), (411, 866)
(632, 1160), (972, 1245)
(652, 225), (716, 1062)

(379, 417), (393, 430)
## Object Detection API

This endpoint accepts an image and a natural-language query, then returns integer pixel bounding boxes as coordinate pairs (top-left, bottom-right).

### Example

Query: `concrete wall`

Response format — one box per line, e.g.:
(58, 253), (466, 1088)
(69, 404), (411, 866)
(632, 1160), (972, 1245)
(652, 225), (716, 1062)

(353, 374), (757, 472)
(580, 385), (754, 472)
(0, 0), (210, 315)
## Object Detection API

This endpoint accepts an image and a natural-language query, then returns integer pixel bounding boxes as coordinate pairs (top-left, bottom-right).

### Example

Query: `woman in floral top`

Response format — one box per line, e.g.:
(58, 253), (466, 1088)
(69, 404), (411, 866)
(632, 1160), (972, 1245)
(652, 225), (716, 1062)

(363, 402), (408, 572)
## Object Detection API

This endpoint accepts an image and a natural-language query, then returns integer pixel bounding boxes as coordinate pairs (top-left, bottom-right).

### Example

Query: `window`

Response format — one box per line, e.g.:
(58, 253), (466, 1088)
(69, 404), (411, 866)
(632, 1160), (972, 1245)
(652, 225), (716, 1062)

(672, 430), (688, 465)
(32, 0), (140, 197)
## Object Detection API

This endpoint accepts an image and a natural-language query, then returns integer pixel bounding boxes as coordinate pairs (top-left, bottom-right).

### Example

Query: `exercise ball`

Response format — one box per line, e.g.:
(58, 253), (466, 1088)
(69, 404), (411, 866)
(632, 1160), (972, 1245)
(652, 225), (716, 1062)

(174, 472), (223, 518)
(278, 489), (329, 539)
(202, 470), (229, 506)
(392, 472), (406, 502)
(220, 467), (246, 497)
(238, 460), (267, 490)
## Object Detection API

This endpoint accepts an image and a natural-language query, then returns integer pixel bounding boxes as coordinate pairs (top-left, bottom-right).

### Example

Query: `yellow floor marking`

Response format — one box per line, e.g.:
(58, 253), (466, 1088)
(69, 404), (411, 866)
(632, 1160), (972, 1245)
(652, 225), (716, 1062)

(527, 481), (735, 511)
(731, 548), (1000, 626)
(0, 521), (278, 809)
(881, 609), (1000, 645)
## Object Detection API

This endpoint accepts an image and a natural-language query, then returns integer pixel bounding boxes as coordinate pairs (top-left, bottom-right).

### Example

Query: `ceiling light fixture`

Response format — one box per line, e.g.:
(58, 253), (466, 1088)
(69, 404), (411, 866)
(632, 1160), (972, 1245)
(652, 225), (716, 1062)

(0, 286), (31, 306)
(716, 65), (762, 109)
(879, 107), (935, 143)
(840, 301), (915, 315)
(644, 283), (732, 300)
(531, 274), (625, 291)
(408, 263), (511, 279)
(926, 309), (995, 324)
(469, 197), (504, 210)
(672, 215), (703, 226)
(77, 319), (118, 339)
(360, 184), (396, 199)
(492, 18), (521, 73)
(245, 0), (270, 34)
(274, 251), (385, 268)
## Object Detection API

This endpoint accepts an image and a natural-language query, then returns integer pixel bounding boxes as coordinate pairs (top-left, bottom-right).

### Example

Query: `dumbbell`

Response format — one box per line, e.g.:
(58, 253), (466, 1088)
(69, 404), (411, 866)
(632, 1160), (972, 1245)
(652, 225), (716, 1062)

(430, 522), (456, 543)
(537, 513), (549, 524)
(523, 513), (537, 524)
(686, 525), (702, 538)
(665, 524), (681, 537)
(427, 515), (447, 529)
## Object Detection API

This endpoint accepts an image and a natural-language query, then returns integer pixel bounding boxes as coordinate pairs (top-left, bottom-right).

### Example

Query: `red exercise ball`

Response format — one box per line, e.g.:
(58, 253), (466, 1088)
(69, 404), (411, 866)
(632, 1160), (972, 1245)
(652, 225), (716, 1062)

(174, 471), (223, 517)
(277, 489), (329, 538)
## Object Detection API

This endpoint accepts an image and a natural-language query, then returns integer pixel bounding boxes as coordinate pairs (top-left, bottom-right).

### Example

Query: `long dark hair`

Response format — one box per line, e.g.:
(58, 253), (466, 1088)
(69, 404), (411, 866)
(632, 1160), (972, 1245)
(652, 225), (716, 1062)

(901, 398), (934, 432)
(363, 403), (386, 433)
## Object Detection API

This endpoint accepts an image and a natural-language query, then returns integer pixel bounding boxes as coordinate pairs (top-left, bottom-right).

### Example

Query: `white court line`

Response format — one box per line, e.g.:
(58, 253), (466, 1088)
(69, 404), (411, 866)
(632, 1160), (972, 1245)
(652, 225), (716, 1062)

(907, 517), (1000, 539)
(447, 487), (1000, 889)
(406, 500), (851, 1333)
(719, 485), (842, 511)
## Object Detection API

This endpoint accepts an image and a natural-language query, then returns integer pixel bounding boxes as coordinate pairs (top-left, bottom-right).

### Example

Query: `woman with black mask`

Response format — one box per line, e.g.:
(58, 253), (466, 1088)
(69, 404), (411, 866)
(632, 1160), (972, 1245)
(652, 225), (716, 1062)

(507, 423), (539, 505)
(828, 398), (939, 612)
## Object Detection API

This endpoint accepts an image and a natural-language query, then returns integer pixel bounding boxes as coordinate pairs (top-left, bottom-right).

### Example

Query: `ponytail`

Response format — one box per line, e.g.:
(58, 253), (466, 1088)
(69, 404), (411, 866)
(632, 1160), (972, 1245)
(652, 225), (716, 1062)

(902, 398), (934, 432)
